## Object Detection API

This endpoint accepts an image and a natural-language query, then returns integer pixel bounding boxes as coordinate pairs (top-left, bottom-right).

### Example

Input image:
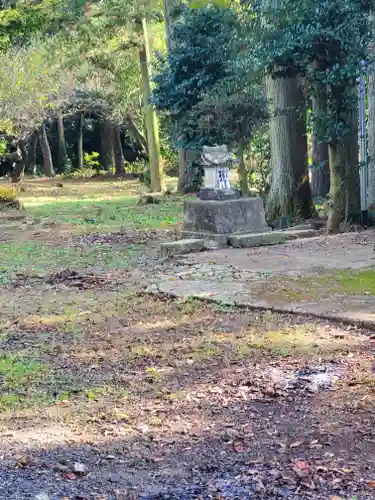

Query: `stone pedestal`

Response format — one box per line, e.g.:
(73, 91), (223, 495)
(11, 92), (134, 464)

(182, 198), (271, 246)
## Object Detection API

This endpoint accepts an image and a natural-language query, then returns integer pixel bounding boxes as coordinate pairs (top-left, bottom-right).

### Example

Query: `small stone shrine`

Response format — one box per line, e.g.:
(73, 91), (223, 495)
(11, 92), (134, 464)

(182, 145), (271, 246)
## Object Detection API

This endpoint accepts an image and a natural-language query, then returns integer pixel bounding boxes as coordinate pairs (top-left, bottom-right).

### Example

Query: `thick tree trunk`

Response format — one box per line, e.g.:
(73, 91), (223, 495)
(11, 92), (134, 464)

(311, 91), (329, 197)
(311, 135), (329, 198)
(77, 112), (84, 170)
(40, 123), (55, 177)
(238, 141), (249, 196)
(327, 86), (359, 232)
(137, 17), (165, 192)
(327, 142), (345, 232)
(26, 132), (38, 175)
(368, 13), (375, 208)
(99, 120), (114, 171)
(344, 86), (360, 215)
(114, 125), (125, 174)
(266, 74), (312, 220)
(57, 115), (68, 172)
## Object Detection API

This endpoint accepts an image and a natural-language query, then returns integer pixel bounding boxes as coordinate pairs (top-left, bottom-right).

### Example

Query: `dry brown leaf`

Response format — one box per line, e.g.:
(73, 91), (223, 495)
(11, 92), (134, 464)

(232, 439), (246, 453)
(293, 460), (309, 471)
(290, 440), (303, 448)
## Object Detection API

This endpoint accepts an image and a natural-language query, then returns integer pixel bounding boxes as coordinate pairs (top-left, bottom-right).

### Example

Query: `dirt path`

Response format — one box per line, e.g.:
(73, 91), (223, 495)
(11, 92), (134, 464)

(1, 227), (375, 499)
(154, 232), (375, 327)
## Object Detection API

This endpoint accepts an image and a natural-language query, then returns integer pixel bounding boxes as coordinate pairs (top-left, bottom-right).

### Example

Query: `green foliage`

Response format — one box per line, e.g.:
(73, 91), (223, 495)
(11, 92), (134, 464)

(84, 151), (100, 171)
(153, 5), (265, 149)
(248, 125), (271, 196)
(254, 0), (371, 143)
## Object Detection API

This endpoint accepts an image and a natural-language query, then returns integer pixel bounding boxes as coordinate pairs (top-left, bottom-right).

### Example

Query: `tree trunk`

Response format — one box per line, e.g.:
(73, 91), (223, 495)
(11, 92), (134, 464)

(266, 73), (312, 220)
(368, 12), (375, 208)
(114, 125), (125, 174)
(26, 132), (38, 174)
(327, 142), (345, 232)
(137, 17), (165, 192)
(57, 115), (68, 172)
(126, 114), (149, 157)
(311, 135), (329, 198)
(10, 141), (26, 183)
(344, 86), (360, 216)
(163, 0), (192, 193)
(311, 91), (329, 197)
(77, 112), (84, 170)
(177, 149), (202, 193)
(238, 141), (249, 196)
(40, 123), (55, 177)
(99, 119), (114, 171)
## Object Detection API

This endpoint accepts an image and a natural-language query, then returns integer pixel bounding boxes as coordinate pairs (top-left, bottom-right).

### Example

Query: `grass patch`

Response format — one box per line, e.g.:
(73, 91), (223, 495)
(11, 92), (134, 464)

(0, 240), (142, 284)
(335, 268), (375, 295)
(258, 268), (375, 303)
(0, 352), (48, 410)
(15, 178), (185, 234)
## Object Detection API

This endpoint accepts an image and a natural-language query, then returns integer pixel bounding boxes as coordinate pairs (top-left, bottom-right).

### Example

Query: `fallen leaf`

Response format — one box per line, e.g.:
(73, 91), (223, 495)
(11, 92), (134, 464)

(290, 440), (303, 448)
(367, 480), (375, 487)
(243, 422), (253, 435)
(232, 439), (246, 453)
(62, 472), (78, 480)
(293, 460), (309, 471)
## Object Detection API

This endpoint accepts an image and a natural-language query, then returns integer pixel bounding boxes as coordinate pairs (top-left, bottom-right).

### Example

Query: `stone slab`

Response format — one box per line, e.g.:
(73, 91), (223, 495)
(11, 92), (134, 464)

(153, 278), (375, 328)
(198, 188), (241, 201)
(282, 229), (318, 239)
(228, 229), (317, 248)
(184, 197), (270, 235)
(180, 231), (229, 248)
(229, 232), (289, 248)
(160, 239), (205, 258)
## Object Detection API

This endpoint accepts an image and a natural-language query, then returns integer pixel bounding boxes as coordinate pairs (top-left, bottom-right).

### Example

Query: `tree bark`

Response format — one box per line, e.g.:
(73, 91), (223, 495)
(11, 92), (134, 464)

(57, 115), (68, 172)
(10, 141), (26, 183)
(368, 12), (375, 209)
(344, 86), (360, 216)
(327, 86), (359, 232)
(40, 123), (55, 177)
(26, 132), (38, 175)
(238, 140), (249, 196)
(163, 0), (191, 192)
(126, 114), (149, 156)
(311, 91), (329, 197)
(266, 73), (312, 220)
(327, 142), (345, 232)
(114, 125), (125, 174)
(311, 134), (329, 197)
(99, 119), (114, 170)
(137, 17), (165, 192)
(77, 112), (84, 170)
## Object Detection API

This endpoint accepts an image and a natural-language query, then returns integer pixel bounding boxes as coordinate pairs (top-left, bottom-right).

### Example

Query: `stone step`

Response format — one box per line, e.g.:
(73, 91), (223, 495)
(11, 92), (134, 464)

(160, 239), (205, 258)
(228, 229), (318, 248)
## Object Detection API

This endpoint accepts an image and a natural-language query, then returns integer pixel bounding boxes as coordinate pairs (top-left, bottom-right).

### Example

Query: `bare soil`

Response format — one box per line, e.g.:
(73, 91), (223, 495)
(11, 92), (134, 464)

(1, 217), (375, 499)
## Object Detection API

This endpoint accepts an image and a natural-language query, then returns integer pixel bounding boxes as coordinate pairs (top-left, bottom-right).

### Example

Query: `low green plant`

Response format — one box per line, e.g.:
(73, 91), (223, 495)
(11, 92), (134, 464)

(0, 185), (21, 208)
(84, 151), (100, 172)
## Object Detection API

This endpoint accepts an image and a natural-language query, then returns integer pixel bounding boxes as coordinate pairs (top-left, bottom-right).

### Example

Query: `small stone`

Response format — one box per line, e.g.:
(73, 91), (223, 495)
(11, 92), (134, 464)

(53, 463), (70, 473)
(74, 462), (88, 476)
(307, 382), (319, 393)
(34, 494), (50, 500)
(146, 284), (159, 294)
(108, 472), (122, 483)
